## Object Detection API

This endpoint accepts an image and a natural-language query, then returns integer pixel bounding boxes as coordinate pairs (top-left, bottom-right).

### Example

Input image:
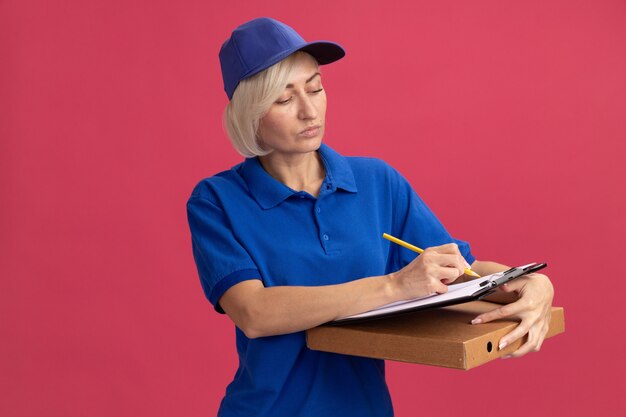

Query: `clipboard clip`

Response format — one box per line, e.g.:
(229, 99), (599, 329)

(488, 263), (548, 288)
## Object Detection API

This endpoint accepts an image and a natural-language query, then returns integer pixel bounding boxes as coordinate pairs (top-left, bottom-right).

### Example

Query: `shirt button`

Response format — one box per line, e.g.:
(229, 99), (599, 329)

(323, 234), (329, 241)
(316, 207), (321, 214)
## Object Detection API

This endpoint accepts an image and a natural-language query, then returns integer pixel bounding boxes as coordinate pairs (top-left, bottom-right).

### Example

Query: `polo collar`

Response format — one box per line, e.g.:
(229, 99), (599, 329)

(239, 143), (358, 209)
(318, 143), (358, 193)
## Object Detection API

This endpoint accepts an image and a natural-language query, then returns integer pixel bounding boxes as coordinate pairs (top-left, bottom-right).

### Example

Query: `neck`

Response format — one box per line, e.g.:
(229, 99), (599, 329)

(259, 150), (325, 197)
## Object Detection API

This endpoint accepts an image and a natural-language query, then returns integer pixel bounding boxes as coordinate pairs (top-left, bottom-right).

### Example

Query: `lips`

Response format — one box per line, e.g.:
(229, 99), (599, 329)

(300, 125), (321, 137)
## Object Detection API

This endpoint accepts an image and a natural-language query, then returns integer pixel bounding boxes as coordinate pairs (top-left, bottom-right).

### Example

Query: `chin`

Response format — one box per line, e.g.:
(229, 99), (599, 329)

(301, 137), (323, 152)
(288, 133), (323, 151)
(265, 135), (324, 157)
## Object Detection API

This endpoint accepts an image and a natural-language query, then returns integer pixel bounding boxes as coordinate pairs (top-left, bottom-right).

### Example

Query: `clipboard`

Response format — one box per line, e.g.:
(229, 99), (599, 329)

(331, 262), (547, 325)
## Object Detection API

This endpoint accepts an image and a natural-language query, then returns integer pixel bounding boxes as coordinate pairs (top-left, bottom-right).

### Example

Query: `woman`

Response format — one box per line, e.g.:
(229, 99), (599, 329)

(187, 17), (554, 417)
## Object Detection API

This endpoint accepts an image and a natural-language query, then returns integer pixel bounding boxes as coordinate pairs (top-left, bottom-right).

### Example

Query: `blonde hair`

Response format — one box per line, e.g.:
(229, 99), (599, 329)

(224, 52), (319, 158)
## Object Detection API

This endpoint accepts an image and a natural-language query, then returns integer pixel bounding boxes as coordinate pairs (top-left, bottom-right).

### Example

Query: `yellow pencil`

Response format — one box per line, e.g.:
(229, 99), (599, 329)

(382, 233), (481, 278)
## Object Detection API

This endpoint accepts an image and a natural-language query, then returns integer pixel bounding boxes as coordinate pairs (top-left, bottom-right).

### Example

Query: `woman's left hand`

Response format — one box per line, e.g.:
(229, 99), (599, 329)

(471, 273), (554, 358)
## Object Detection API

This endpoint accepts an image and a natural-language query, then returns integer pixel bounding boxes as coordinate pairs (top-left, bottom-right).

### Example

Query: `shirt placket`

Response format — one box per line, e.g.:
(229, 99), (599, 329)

(314, 180), (338, 255)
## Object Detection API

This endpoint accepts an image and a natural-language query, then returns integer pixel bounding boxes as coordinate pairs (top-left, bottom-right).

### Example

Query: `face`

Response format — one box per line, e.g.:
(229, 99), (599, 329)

(258, 54), (327, 157)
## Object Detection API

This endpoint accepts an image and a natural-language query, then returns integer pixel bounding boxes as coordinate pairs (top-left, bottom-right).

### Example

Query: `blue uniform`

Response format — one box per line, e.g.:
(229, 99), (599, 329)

(187, 143), (474, 417)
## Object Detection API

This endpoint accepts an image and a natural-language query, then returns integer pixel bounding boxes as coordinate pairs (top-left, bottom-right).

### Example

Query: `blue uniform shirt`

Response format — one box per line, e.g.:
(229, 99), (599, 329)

(187, 144), (474, 417)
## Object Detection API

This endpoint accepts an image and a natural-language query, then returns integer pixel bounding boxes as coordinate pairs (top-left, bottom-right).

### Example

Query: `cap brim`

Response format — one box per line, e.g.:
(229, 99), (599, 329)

(299, 41), (346, 65)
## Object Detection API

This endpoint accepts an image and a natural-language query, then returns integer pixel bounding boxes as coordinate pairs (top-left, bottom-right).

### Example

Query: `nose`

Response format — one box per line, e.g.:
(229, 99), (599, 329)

(298, 95), (318, 120)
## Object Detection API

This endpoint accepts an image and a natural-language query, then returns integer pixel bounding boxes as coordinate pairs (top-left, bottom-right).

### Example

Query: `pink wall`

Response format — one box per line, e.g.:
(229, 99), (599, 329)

(2, 1), (625, 416)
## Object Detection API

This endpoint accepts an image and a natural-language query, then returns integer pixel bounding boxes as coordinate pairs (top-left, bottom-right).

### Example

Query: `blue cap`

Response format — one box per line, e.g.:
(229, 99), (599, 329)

(219, 17), (345, 100)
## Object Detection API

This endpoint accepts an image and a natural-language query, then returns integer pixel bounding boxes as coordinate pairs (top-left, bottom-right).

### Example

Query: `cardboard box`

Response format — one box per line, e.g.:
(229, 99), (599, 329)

(306, 301), (565, 370)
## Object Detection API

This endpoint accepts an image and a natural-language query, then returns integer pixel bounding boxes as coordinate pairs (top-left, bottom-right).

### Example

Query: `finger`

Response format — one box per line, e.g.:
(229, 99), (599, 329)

(535, 319), (551, 351)
(507, 337), (536, 358)
(471, 300), (526, 324)
(534, 332), (545, 353)
(435, 266), (465, 284)
(422, 252), (460, 265)
(457, 254), (471, 270)
(429, 243), (460, 255)
(531, 318), (550, 353)
(431, 279), (449, 294)
(508, 322), (543, 358)
(421, 255), (463, 279)
(429, 253), (466, 277)
(441, 277), (463, 285)
(431, 268), (459, 287)
(498, 320), (532, 352)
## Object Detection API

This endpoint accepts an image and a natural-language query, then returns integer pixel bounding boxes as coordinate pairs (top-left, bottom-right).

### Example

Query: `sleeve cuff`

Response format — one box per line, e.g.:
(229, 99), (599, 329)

(209, 268), (260, 314)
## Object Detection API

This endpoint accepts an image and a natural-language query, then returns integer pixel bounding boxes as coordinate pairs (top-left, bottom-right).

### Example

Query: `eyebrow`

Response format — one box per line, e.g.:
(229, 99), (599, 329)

(285, 72), (321, 89)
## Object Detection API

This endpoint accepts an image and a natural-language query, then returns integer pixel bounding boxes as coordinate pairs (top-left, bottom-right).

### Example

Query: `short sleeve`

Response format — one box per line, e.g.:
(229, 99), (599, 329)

(187, 196), (260, 313)
(386, 165), (475, 272)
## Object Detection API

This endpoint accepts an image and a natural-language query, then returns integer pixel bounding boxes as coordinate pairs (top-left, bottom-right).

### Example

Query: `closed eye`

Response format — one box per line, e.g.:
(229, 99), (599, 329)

(275, 88), (323, 105)
(275, 97), (292, 105)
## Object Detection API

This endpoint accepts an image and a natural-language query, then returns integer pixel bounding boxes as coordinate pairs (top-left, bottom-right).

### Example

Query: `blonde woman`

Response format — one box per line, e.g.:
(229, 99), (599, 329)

(187, 17), (554, 417)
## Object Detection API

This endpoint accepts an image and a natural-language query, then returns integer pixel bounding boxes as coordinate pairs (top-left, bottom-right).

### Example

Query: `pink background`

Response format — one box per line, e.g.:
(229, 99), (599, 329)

(2, 0), (625, 416)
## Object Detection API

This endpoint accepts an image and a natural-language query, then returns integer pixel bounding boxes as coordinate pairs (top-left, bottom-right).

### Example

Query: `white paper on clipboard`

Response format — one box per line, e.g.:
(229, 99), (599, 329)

(333, 263), (545, 323)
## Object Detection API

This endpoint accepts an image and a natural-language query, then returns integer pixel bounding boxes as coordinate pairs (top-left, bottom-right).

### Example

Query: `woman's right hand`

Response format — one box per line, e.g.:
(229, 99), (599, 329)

(388, 243), (469, 300)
